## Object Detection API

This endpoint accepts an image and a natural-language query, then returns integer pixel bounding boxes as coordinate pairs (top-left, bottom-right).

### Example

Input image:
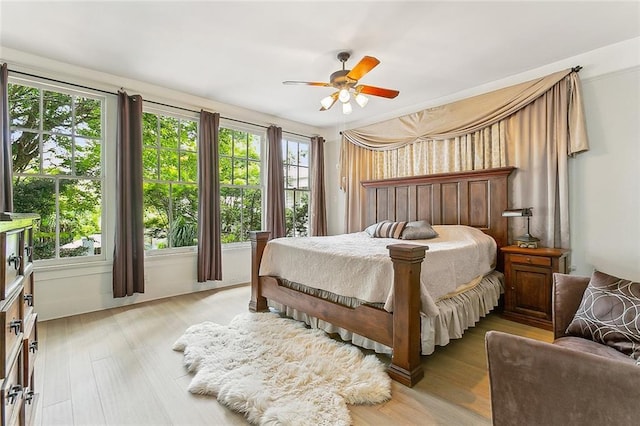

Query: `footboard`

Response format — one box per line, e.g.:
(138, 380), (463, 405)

(249, 231), (427, 387)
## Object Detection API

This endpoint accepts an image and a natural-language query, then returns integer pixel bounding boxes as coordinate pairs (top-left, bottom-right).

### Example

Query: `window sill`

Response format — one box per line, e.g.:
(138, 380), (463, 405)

(221, 241), (251, 251)
(144, 242), (251, 257)
(34, 258), (112, 279)
(33, 241), (252, 277)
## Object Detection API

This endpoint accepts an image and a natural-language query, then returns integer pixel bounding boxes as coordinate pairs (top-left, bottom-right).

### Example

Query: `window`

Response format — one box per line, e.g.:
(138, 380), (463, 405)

(282, 136), (310, 237)
(9, 81), (104, 261)
(142, 111), (198, 250)
(219, 127), (263, 243)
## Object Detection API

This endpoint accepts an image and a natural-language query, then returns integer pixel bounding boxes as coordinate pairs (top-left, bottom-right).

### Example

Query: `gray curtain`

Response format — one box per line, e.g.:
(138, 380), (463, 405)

(310, 136), (327, 236)
(113, 91), (144, 298)
(0, 63), (13, 213)
(197, 110), (222, 282)
(266, 125), (285, 238)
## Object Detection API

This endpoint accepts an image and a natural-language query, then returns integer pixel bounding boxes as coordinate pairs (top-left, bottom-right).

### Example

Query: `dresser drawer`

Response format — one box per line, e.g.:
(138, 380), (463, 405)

(1, 214), (39, 426)
(3, 231), (23, 299)
(0, 289), (24, 379)
(22, 315), (37, 423)
(23, 274), (34, 321)
(22, 226), (34, 273)
(23, 315), (37, 393)
(0, 350), (23, 426)
(508, 253), (551, 267)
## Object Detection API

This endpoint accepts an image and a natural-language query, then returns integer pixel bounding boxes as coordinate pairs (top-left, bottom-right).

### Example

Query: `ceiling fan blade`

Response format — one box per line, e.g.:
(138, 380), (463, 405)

(283, 81), (331, 87)
(320, 92), (339, 111)
(356, 85), (399, 99)
(346, 56), (380, 81)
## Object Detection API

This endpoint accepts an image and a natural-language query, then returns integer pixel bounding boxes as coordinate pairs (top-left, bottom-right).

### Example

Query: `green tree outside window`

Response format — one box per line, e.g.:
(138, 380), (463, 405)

(219, 128), (262, 243)
(282, 137), (310, 237)
(142, 113), (198, 250)
(9, 83), (103, 260)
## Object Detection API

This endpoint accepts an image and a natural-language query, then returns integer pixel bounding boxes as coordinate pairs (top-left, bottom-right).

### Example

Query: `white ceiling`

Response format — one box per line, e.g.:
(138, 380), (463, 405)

(1, 1), (639, 130)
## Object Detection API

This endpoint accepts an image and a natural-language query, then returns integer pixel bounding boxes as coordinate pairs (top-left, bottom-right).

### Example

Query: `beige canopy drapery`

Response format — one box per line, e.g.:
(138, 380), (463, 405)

(340, 68), (589, 248)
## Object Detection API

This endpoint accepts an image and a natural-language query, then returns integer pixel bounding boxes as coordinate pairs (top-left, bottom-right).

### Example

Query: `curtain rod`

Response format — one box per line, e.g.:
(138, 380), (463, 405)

(7, 68), (314, 139)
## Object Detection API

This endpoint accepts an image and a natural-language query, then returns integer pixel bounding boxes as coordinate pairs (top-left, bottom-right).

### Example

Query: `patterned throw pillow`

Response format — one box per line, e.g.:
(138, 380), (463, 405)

(370, 221), (407, 239)
(566, 270), (640, 362)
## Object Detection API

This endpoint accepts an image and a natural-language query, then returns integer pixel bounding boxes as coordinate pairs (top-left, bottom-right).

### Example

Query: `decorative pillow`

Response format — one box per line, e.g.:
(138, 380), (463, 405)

(401, 220), (438, 240)
(366, 221), (407, 239)
(566, 270), (640, 362)
(364, 222), (380, 236)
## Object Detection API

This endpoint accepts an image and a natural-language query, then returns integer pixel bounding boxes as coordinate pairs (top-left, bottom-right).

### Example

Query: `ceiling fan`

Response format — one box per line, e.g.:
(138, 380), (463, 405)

(283, 51), (399, 114)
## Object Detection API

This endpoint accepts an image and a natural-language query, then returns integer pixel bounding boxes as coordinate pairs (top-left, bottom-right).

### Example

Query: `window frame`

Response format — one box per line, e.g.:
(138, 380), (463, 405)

(141, 105), (200, 256)
(282, 133), (311, 238)
(218, 119), (266, 247)
(8, 76), (107, 266)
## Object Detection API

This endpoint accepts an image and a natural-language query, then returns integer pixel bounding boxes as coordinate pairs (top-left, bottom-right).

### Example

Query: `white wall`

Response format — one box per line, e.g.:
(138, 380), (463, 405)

(324, 131), (345, 235)
(570, 67), (640, 281)
(324, 38), (640, 281)
(34, 246), (252, 319)
(1, 47), (326, 320)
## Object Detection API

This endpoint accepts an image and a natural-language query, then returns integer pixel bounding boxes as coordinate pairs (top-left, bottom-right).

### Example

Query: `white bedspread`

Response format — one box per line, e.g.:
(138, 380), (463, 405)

(259, 225), (496, 317)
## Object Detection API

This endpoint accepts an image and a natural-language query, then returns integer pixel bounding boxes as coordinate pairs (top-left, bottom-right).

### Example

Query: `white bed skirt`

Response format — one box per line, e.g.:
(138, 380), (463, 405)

(268, 270), (504, 355)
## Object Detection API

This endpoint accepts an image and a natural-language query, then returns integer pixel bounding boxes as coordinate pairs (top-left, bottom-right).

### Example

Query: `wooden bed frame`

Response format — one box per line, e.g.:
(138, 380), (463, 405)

(250, 167), (515, 387)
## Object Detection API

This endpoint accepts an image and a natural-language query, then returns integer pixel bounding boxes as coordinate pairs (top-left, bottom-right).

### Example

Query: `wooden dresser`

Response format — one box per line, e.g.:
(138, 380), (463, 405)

(501, 245), (570, 330)
(0, 214), (39, 426)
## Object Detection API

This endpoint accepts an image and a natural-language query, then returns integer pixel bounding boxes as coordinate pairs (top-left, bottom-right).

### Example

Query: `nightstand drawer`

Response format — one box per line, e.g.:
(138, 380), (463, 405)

(509, 254), (551, 267)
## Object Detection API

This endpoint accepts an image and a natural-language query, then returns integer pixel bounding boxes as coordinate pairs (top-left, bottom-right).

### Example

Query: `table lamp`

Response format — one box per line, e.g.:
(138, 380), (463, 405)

(502, 207), (540, 248)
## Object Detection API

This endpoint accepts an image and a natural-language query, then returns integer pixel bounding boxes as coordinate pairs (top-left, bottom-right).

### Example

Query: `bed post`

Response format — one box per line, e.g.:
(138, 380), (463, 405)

(249, 231), (271, 312)
(386, 243), (427, 387)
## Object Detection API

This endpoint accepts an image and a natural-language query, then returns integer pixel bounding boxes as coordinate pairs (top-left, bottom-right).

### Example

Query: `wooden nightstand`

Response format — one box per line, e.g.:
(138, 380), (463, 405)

(501, 245), (570, 330)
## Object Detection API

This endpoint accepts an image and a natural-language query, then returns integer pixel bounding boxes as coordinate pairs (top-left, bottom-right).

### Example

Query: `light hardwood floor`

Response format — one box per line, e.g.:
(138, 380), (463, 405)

(33, 285), (552, 425)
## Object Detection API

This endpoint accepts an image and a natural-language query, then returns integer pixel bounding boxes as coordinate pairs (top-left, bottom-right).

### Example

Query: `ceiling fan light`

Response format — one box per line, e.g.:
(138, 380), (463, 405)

(320, 95), (334, 109)
(355, 93), (369, 108)
(342, 102), (353, 115)
(338, 89), (350, 103)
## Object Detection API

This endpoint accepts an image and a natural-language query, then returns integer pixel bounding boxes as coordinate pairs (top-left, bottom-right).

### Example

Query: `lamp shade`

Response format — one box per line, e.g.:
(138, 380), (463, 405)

(338, 89), (350, 103)
(355, 93), (369, 108)
(342, 102), (352, 115)
(320, 95), (334, 109)
(502, 208), (533, 217)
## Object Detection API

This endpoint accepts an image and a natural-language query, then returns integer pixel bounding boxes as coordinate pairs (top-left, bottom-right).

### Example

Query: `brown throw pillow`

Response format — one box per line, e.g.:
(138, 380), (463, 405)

(566, 270), (640, 362)
(401, 220), (438, 240)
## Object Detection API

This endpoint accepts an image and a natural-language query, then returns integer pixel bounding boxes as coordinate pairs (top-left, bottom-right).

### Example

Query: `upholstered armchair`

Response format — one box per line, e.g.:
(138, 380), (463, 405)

(486, 272), (640, 426)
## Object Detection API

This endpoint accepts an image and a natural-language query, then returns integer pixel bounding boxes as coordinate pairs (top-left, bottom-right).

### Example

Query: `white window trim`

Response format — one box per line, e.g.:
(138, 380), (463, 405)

(282, 133), (311, 237)
(219, 120), (267, 242)
(141, 107), (199, 252)
(8, 76), (109, 267)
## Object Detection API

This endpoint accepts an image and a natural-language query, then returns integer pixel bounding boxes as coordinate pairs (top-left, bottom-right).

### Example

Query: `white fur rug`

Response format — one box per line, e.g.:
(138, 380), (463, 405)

(173, 312), (391, 426)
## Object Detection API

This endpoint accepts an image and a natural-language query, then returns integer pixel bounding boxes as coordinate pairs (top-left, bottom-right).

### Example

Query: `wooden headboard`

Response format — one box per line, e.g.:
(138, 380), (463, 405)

(361, 167), (515, 249)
